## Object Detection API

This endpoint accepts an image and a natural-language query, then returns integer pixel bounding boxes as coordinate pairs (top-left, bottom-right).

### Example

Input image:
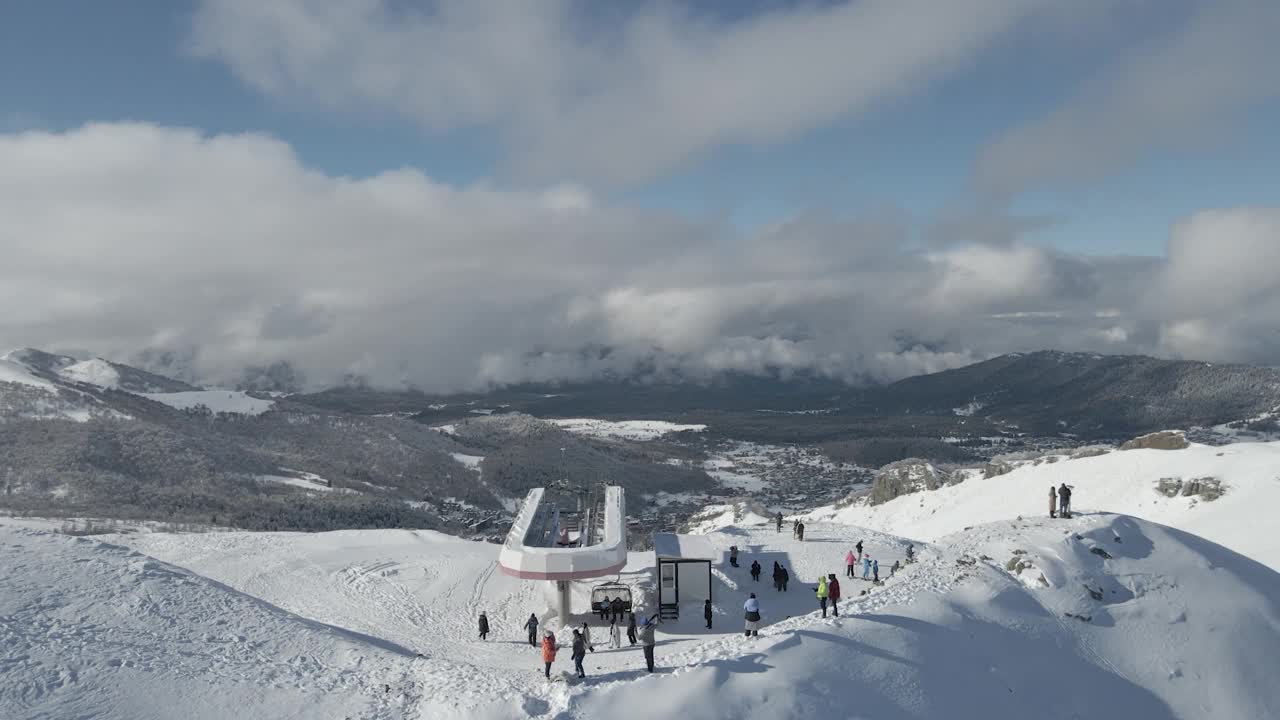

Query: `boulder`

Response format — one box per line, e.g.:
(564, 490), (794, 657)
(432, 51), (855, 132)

(1120, 431), (1189, 451)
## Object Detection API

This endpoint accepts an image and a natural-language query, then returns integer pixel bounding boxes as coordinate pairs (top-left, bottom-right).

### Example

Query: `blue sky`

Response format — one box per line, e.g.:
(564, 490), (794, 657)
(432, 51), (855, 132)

(2, 1), (1279, 388)
(5, 0), (1275, 259)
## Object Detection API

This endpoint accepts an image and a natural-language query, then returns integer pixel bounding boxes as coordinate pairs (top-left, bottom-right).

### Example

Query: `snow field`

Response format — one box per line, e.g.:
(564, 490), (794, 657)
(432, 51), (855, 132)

(547, 418), (708, 441)
(140, 390), (275, 416)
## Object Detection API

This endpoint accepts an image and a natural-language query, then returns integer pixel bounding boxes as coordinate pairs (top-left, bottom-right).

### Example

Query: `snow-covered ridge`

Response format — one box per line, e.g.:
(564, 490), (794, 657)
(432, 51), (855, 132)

(548, 418), (707, 440)
(57, 358), (122, 389)
(141, 390), (274, 416)
(805, 440), (1280, 571)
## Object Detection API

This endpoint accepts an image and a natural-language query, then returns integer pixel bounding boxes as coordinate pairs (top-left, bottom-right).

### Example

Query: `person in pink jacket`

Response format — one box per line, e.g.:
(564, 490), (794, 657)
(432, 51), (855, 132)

(845, 550), (856, 578)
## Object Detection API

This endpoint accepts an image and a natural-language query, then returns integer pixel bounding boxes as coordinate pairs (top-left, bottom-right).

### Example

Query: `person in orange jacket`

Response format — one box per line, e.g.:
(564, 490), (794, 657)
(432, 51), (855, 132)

(541, 629), (558, 678)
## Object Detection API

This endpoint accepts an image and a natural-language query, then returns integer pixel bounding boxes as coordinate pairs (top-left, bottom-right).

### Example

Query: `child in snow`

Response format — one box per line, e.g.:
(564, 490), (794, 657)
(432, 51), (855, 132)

(816, 575), (829, 617)
(627, 614), (638, 646)
(580, 622), (595, 652)
(743, 593), (762, 637)
(541, 630), (558, 678)
(609, 620), (622, 649)
(828, 574), (841, 616)
(478, 612), (490, 641)
(846, 550), (856, 578)
(525, 613), (539, 646)
(571, 630), (587, 678)
(862, 555), (872, 580)
(873, 559), (880, 582)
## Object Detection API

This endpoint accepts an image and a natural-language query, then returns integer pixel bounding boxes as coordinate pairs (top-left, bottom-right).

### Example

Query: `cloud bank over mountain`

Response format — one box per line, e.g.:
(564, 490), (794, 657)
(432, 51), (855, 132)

(1, 124), (1276, 391)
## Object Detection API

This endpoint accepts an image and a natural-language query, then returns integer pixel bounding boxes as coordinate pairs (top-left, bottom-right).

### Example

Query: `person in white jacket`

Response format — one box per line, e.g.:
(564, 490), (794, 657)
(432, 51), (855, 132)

(609, 619), (622, 649)
(580, 622), (595, 652)
(743, 593), (762, 637)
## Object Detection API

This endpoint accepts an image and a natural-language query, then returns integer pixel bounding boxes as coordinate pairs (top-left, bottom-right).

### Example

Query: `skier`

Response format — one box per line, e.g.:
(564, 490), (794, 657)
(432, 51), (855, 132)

(776, 512), (784, 533)
(743, 593), (762, 637)
(541, 630), (558, 679)
(639, 615), (658, 672)
(862, 555), (871, 580)
(780, 566), (790, 592)
(524, 613), (539, 647)
(772, 561), (783, 591)
(478, 611), (490, 641)
(609, 619), (622, 649)
(873, 559), (880, 583)
(580, 622), (595, 652)
(828, 574), (841, 616)
(704, 598), (713, 629)
(729, 545), (739, 568)
(750, 559), (762, 582)
(816, 575), (829, 617)
(1049, 485), (1057, 519)
(1059, 483), (1073, 519)
(856, 540), (864, 562)
(627, 613), (638, 646)
(797, 522), (805, 542)
(845, 549), (856, 578)
(571, 629), (587, 679)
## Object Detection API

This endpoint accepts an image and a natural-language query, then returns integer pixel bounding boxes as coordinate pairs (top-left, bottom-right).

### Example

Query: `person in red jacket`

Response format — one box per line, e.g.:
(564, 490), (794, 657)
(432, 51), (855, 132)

(827, 574), (842, 617)
(541, 630), (558, 679)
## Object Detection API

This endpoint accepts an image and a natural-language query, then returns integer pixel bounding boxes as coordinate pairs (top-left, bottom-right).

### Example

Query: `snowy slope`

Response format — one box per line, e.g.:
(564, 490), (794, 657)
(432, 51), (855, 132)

(56, 358), (122, 389)
(0, 526), (418, 720)
(803, 441), (1280, 571)
(548, 418), (707, 440)
(0, 356), (56, 389)
(141, 390), (274, 415)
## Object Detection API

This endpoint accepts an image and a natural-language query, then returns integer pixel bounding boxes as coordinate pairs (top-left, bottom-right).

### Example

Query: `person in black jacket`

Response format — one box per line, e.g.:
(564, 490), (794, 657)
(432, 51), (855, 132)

(750, 560), (761, 582)
(704, 599), (713, 629)
(780, 566), (790, 592)
(611, 596), (625, 623)
(626, 613), (638, 646)
(571, 630), (587, 678)
(478, 612), (490, 641)
(524, 613), (539, 646)
(1059, 483), (1073, 519)
(771, 562), (783, 591)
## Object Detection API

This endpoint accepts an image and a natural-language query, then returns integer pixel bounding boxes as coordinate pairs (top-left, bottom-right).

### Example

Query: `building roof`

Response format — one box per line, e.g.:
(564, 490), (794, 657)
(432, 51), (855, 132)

(654, 532), (716, 561)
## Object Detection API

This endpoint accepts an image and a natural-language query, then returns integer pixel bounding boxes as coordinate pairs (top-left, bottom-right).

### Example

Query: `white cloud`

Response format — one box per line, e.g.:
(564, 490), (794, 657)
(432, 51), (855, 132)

(190, 0), (1057, 186)
(976, 0), (1280, 194)
(1, 123), (1274, 392)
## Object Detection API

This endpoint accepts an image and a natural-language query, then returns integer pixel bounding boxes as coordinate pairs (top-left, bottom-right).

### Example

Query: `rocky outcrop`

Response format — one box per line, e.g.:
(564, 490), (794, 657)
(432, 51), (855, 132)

(1121, 431), (1189, 451)
(1156, 476), (1225, 501)
(870, 459), (952, 506)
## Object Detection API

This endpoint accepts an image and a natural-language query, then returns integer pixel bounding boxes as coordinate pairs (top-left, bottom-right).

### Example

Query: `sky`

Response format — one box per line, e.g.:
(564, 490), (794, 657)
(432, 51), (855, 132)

(1, 0), (1278, 391)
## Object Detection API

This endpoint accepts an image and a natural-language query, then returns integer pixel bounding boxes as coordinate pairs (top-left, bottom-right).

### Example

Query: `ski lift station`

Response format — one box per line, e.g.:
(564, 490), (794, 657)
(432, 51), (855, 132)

(654, 532), (714, 620)
(498, 485), (628, 625)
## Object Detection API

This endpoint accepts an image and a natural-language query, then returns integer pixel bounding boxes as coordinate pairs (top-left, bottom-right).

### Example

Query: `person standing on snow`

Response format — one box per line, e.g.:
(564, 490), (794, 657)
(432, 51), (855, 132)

(873, 559), (880, 583)
(541, 630), (558, 679)
(862, 555), (872, 580)
(828, 574), (842, 616)
(780, 566), (790, 592)
(750, 559), (762, 582)
(478, 612), (490, 641)
(704, 598), (714, 629)
(797, 522), (805, 542)
(816, 575), (830, 617)
(571, 629), (587, 679)
(776, 512), (784, 533)
(639, 615), (658, 672)
(1059, 483), (1073, 518)
(744, 593), (762, 637)
(856, 540), (864, 562)
(609, 619), (622, 649)
(580, 622), (595, 652)
(846, 549), (856, 578)
(792, 520), (800, 539)
(627, 613), (638, 646)
(729, 545), (739, 568)
(524, 613), (539, 647)
(906, 544), (915, 564)
(772, 562), (783, 591)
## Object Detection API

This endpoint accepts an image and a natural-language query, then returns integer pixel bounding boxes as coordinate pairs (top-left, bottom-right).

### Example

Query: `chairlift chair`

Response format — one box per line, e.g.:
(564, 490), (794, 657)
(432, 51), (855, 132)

(590, 581), (633, 615)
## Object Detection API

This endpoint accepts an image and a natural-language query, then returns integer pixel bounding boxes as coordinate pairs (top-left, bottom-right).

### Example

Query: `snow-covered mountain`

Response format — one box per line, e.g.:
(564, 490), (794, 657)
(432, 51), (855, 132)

(4, 439), (1279, 718)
